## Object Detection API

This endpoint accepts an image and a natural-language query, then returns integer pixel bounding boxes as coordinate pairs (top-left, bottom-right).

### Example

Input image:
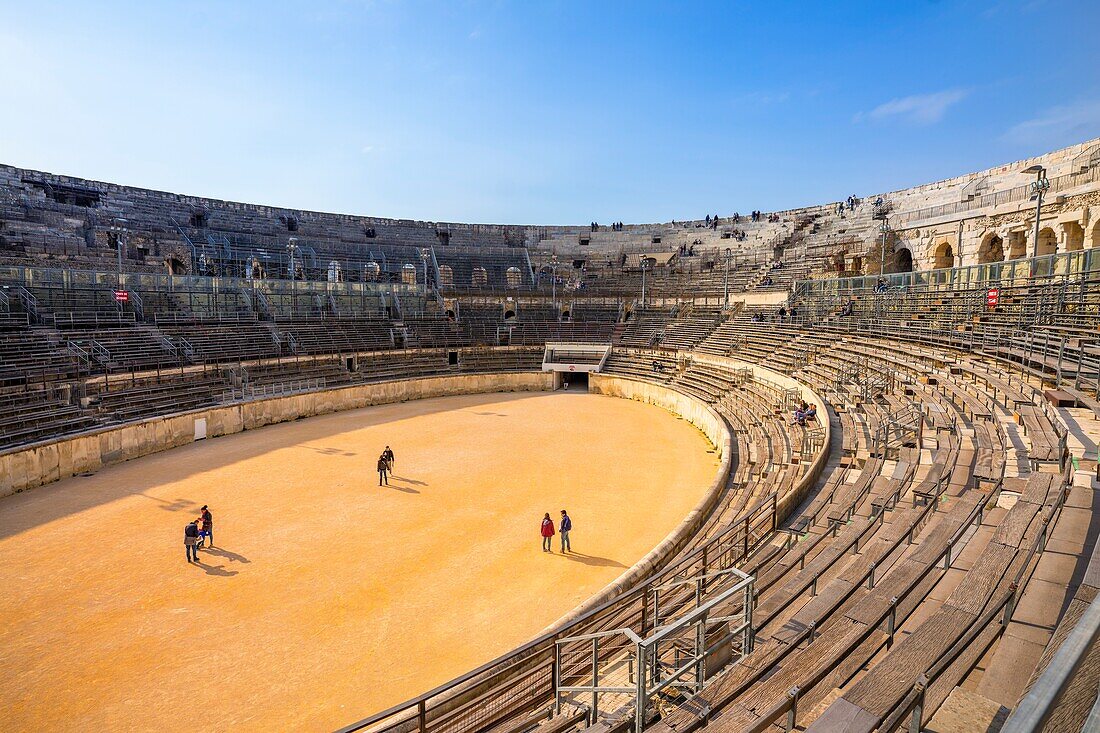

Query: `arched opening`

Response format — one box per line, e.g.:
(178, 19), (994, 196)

(933, 241), (954, 269)
(892, 247), (914, 273)
(505, 266), (522, 289)
(1036, 227), (1057, 256)
(1090, 221), (1100, 250)
(439, 265), (454, 287)
(1064, 222), (1085, 252)
(471, 267), (488, 287)
(401, 263), (418, 286)
(977, 233), (1005, 264)
(250, 257), (266, 280)
(1007, 231), (1027, 259)
(445, 309), (456, 320)
(327, 260), (342, 283)
(363, 261), (381, 282)
(164, 255), (185, 276)
(503, 309), (516, 320)
(561, 309), (571, 320)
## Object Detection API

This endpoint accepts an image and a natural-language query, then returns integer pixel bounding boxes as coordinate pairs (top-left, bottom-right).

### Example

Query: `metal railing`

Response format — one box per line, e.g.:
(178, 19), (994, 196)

(555, 567), (754, 733)
(219, 377), (327, 402)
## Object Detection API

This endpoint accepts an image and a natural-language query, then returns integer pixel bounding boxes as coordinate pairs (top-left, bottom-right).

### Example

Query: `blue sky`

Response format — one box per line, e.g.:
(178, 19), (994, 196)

(1, 1), (1098, 224)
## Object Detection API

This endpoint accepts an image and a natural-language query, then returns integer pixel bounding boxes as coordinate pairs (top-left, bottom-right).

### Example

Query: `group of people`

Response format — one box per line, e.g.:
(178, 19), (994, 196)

(749, 305), (798, 323)
(590, 221), (627, 232)
(376, 445), (396, 485)
(184, 505), (214, 563)
(540, 510), (573, 553)
(791, 401), (818, 426)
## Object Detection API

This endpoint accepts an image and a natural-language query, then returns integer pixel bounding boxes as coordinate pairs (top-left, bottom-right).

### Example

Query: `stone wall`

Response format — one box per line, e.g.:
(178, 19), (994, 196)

(0, 371), (554, 498)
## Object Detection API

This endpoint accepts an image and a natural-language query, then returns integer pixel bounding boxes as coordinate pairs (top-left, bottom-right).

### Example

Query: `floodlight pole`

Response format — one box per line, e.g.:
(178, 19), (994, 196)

(1028, 166), (1049, 259)
(420, 248), (431, 297)
(880, 218), (889, 275)
(550, 256), (559, 311)
(287, 237), (298, 283)
(723, 247), (733, 308)
(113, 217), (128, 289)
(640, 258), (648, 309)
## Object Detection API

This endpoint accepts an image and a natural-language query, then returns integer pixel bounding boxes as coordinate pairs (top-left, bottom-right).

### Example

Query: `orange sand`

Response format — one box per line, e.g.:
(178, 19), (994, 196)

(0, 390), (719, 732)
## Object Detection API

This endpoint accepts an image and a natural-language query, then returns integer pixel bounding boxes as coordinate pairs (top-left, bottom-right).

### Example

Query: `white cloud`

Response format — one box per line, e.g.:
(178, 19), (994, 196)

(856, 89), (969, 125)
(1002, 99), (1100, 145)
(361, 145), (375, 154)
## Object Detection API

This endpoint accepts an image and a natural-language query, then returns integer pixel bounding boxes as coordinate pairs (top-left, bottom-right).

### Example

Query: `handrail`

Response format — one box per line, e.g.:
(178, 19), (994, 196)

(1002, 593), (1100, 733)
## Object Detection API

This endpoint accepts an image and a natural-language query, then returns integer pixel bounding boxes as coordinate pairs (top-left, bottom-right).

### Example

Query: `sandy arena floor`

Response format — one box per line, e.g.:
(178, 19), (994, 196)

(0, 390), (719, 732)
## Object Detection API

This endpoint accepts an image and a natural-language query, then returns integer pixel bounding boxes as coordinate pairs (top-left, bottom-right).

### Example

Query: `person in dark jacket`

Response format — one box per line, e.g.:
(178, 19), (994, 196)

(559, 510), (572, 553)
(199, 505), (213, 547)
(382, 446), (395, 473)
(540, 513), (555, 552)
(184, 520), (200, 563)
(377, 455), (389, 486)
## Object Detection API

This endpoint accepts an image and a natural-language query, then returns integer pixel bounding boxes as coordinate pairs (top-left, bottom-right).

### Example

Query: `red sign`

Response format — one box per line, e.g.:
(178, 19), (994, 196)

(986, 288), (999, 308)
(114, 290), (129, 303)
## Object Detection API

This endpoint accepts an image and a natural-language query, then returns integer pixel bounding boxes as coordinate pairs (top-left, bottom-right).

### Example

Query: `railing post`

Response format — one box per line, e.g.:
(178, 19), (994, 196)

(591, 637), (599, 724)
(417, 700), (427, 733)
(744, 581), (755, 654)
(635, 642), (647, 733)
(786, 687), (800, 732)
(887, 598), (898, 649)
(553, 641), (562, 715)
(909, 676), (928, 733)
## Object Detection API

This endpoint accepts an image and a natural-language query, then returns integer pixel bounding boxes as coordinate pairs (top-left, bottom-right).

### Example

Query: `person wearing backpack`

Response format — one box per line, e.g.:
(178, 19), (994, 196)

(377, 454), (389, 486)
(559, 510), (573, 553)
(184, 519), (200, 563)
(540, 513), (555, 552)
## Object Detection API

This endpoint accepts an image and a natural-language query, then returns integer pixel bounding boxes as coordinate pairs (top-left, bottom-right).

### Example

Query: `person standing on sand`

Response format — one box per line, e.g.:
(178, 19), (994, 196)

(185, 520), (200, 563)
(199, 505), (213, 547)
(377, 454), (389, 486)
(541, 513), (555, 552)
(383, 445), (395, 473)
(559, 510), (572, 553)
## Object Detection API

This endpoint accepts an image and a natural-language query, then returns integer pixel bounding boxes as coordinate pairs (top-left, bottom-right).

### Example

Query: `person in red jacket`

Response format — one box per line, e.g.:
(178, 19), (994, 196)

(540, 513), (555, 552)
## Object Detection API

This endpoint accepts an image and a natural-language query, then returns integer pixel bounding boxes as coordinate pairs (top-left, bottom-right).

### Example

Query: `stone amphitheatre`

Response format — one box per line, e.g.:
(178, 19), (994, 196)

(1, 138), (1099, 733)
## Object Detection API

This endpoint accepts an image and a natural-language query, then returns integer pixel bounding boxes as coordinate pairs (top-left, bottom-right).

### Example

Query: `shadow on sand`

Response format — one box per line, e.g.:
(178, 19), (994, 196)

(553, 551), (627, 569)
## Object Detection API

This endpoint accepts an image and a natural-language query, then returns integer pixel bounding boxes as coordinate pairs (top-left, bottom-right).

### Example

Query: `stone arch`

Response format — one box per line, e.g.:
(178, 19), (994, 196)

(471, 266), (488, 287)
(1063, 222), (1085, 252)
(250, 257), (266, 280)
(505, 266), (522, 289)
(1036, 227), (1057, 256)
(933, 241), (955, 269)
(1007, 231), (1027, 259)
(363, 261), (381, 282)
(977, 232), (1005, 264)
(892, 247), (914, 273)
(327, 260), (342, 282)
(401, 263), (417, 286)
(164, 255), (186, 276)
(439, 265), (454, 287)
(1090, 220), (1100, 249)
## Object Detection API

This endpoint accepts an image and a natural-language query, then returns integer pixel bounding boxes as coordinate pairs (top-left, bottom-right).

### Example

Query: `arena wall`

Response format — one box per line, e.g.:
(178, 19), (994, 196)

(0, 371), (554, 497)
